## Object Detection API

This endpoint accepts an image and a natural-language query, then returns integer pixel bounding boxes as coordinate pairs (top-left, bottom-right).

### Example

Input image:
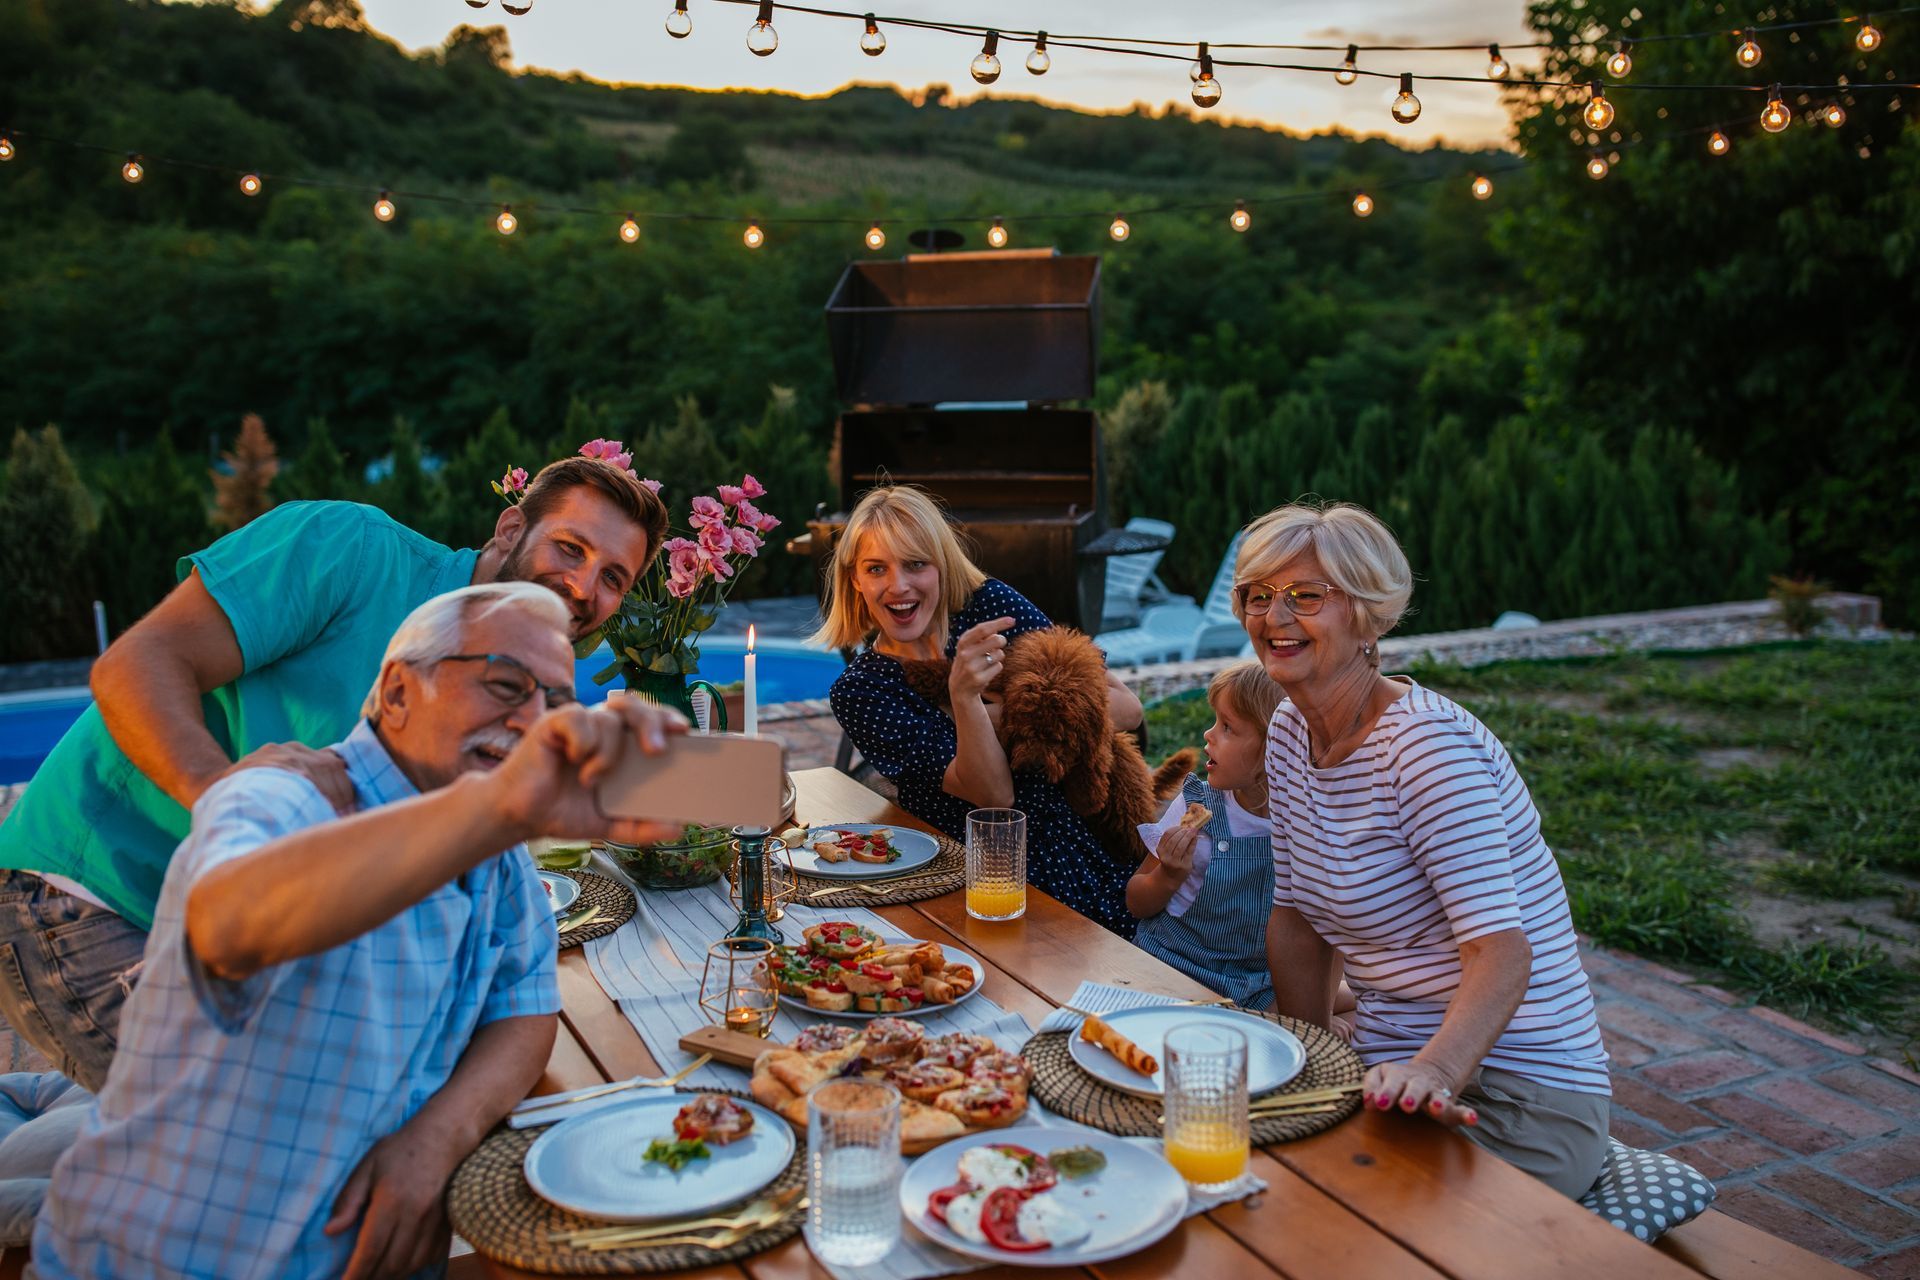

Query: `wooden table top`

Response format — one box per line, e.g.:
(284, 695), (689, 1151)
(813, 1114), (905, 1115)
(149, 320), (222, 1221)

(462, 768), (1853, 1280)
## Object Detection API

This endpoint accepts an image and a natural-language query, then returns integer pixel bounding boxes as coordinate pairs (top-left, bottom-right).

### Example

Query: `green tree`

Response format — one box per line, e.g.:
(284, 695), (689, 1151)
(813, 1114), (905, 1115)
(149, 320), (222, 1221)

(277, 417), (353, 504)
(439, 407), (533, 549)
(92, 428), (211, 642)
(0, 427), (100, 660)
(365, 417), (449, 542)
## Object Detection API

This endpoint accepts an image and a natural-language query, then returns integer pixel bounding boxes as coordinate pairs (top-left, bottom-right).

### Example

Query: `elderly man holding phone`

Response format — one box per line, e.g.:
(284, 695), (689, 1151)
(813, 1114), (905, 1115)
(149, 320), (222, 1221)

(30, 581), (698, 1280)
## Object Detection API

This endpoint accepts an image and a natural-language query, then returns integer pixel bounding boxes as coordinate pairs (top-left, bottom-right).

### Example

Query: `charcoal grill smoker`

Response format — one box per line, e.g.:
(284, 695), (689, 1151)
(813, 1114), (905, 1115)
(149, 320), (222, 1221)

(801, 247), (1138, 633)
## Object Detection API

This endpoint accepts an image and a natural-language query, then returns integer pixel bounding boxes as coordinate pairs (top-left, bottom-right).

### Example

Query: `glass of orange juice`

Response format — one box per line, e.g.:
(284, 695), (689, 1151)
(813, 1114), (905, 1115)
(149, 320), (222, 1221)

(965, 808), (1026, 921)
(1162, 1023), (1249, 1192)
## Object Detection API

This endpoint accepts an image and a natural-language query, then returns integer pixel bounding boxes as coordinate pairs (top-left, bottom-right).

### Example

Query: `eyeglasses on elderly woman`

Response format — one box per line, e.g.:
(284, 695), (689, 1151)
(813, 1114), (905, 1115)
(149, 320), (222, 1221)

(1234, 580), (1343, 617)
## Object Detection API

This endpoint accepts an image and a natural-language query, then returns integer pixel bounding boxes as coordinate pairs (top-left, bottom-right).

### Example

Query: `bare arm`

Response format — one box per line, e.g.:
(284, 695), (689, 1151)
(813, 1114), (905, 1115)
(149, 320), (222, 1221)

(1364, 928), (1532, 1125)
(1267, 904), (1339, 1028)
(1125, 824), (1198, 918)
(942, 618), (1016, 809)
(1106, 671), (1144, 732)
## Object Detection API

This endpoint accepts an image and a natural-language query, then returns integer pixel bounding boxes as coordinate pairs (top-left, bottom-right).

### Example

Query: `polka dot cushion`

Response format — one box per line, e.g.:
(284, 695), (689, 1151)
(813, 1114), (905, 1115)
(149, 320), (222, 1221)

(1578, 1139), (1716, 1242)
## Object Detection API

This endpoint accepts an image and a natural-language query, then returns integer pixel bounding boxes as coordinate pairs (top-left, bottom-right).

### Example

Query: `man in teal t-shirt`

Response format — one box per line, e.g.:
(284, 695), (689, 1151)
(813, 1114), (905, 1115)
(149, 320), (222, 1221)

(0, 455), (666, 1089)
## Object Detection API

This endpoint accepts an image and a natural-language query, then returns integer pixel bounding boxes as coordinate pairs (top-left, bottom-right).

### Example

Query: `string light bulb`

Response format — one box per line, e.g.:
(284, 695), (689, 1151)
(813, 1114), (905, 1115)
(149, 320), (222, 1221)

(1583, 83), (1615, 130)
(619, 214), (640, 244)
(864, 222), (886, 251)
(496, 205), (517, 236)
(1193, 46), (1222, 109)
(121, 153), (144, 184)
(1336, 44), (1358, 86)
(1351, 191), (1374, 217)
(986, 216), (1009, 248)
(1823, 100), (1847, 127)
(499, 0), (531, 14)
(1109, 215), (1130, 242)
(743, 222), (765, 249)
(239, 172), (262, 196)
(1586, 152), (1610, 180)
(1486, 44), (1509, 79)
(1761, 84), (1791, 133)
(971, 31), (1002, 84)
(1391, 73), (1422, 123)
(1027, 31), (1050, 75)
(1735, 30), (1762, 68)
(0, 136), (13, 162)
(1708, 129), (1731, 155)
(1606, 42), (1633, 79)
(1229, 200), (1251, 232)
(860, 14), (885, 56)
(746, 1), (777, 56)
(665, 0), (691, 38)
(374, 190), (396, 221)
(1471, 173), (1493, 200)
(1856, 18), (1881, 51)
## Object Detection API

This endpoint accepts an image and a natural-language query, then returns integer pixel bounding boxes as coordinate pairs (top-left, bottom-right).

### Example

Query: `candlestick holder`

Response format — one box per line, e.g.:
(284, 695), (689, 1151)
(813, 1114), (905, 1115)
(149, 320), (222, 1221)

(725, 825), (785, 944)
(697, 937), (777, 1034)
(729, 835), (796, 922)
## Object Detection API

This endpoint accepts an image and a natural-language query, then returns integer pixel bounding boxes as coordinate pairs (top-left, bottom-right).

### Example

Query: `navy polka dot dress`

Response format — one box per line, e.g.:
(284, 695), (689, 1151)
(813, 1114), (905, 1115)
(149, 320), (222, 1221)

(829, 579), (1139, 938)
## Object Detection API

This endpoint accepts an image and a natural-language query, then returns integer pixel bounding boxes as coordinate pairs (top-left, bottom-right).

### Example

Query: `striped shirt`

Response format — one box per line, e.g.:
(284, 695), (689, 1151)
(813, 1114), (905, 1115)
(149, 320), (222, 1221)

(1267, 680), (1609, 1096)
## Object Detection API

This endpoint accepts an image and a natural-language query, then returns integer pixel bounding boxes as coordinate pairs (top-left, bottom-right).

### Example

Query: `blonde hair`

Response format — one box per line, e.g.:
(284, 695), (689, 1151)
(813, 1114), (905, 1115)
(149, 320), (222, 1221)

(1234, 501), (1413, 649)
(363, 581), (570, 719)
(1207, 661), (1284, 739)
(811, 486), (988, 650)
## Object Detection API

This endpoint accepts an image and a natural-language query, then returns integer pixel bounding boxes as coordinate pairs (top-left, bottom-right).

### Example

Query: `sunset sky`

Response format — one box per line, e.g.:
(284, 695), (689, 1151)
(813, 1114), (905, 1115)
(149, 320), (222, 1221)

(358, 0), (1536, 149)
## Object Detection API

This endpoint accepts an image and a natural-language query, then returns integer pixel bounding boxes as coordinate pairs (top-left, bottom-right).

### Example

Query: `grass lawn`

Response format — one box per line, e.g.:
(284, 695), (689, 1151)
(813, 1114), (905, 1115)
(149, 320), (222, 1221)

(1144, 640), (1920, 1062)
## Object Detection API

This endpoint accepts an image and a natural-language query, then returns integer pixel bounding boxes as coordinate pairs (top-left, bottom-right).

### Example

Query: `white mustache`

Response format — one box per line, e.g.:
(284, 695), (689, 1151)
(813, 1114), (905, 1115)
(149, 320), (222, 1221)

(463, 727), (523, 758)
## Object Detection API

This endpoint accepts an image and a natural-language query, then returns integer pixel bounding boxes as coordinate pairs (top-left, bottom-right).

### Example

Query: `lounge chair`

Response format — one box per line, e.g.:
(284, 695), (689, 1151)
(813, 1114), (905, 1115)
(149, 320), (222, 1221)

(1098, 518), (1186, 631)
(1177, 531), (1253, 661)
(1094, 600), (1206, 667)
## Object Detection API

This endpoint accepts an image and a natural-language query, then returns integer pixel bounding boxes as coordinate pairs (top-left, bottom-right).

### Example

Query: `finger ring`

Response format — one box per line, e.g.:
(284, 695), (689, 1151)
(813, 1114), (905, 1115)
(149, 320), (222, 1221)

(1436, 1088), (1452, 1098)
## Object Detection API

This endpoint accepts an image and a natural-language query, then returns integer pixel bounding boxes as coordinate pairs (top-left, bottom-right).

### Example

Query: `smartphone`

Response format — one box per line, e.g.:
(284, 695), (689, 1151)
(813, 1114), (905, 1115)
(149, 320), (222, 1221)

(594, 733), (787, 831)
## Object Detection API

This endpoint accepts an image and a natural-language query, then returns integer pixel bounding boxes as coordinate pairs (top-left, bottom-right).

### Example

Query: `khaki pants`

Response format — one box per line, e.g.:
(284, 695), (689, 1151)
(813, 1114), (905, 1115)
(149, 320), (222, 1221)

(1457, 1066), (1611, 1199)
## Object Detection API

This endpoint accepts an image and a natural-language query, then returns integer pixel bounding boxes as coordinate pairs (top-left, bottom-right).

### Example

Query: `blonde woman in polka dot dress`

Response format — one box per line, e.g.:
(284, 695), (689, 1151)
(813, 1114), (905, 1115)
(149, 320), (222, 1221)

(814, 486), (1145, 936)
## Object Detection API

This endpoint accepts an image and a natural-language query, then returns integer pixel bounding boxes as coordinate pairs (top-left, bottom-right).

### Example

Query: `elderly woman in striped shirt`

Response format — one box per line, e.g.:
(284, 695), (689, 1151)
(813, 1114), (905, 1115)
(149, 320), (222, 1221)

(1247, 501), (1611, 1199)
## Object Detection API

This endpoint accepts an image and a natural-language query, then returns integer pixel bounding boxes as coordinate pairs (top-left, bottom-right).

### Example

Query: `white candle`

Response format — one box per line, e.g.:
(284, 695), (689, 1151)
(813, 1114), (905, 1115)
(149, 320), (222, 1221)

(744, 624), (758, 737)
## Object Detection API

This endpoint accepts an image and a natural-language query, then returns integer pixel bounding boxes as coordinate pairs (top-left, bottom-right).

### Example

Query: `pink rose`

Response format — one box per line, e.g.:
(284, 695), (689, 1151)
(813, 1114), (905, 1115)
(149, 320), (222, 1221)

(579, 439), (636, 474)
(662, 536), (699, 554)
(740, 474), (766, 500)
(666, 543), (703, 583)
(666, 569), (698, 599)
(698, 521), (733, 558)
(500, 466), (528, 495)
(689, 495), (726, 529)
(730, 525), (762, 556)
(699, 547), (734, 581)
(736, 499), (781, 533)
(638, 476), (663, 496)
(717, 484), (746, 508)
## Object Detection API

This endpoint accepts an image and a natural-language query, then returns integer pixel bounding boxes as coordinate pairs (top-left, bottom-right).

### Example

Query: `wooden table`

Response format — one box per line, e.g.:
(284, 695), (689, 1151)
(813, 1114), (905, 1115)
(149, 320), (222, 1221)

(464, 768), (1853, 1280)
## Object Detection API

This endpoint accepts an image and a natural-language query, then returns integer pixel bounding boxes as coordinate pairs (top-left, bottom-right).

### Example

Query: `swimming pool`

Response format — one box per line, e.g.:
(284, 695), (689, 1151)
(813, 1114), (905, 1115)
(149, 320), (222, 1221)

(0, 638), (846, 785)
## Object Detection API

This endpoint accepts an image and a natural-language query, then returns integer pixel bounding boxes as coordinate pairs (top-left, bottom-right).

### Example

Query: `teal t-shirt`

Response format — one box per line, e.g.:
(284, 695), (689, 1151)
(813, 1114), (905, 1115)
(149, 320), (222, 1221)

(0, 502), (477, 928)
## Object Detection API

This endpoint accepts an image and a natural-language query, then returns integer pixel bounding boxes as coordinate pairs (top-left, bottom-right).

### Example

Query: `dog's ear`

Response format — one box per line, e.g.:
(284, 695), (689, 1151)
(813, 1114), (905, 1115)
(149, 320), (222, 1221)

(899, 658), (953, 709)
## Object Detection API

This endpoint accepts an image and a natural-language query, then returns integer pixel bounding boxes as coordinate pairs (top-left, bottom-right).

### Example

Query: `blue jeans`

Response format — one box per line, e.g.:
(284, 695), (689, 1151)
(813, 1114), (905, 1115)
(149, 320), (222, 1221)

(0, 871), (148, 1092)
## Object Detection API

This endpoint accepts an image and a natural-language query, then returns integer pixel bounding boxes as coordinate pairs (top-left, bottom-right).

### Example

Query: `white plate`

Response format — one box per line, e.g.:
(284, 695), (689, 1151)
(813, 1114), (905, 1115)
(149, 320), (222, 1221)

(786, 823), (941, 881)
(899, 1126), (1188, 1266)
(536, 871), (581, 915)
(1067, 1005), (1305, 1100)
(780, 944), (985, 1021)
(524, 1094), (795, 1223)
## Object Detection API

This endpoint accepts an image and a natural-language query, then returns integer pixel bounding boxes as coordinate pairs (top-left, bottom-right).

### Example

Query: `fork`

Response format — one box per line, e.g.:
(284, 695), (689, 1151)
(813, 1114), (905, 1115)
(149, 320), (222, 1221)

(511, 1053), (714, 1117)
(562, 1189), (809, 1250)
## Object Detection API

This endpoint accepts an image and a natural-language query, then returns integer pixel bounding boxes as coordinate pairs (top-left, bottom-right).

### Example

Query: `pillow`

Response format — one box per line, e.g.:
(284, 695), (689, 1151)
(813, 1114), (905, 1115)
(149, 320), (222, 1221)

(1578, 1138), (1716, 1243)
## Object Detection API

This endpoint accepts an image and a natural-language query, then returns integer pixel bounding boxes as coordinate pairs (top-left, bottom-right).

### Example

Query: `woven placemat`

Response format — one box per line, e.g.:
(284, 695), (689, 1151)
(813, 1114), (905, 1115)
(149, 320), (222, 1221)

(555, 871), (637, 950)
(792, 831), (966, 908)
(448, 1089), (805, 1275)
(1022, 1010), (1364, 1145)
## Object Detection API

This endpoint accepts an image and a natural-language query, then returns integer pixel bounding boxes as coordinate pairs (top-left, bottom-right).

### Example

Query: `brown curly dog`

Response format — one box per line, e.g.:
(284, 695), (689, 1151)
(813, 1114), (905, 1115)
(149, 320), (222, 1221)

(899, 628), (1194, 861)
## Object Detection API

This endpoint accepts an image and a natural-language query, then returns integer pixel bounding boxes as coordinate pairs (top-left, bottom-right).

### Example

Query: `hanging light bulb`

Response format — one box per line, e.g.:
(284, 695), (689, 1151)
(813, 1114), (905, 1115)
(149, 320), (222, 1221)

(971, 30), (1002, 84)
(374, 190), (396, 221)
(1109, 215), (1131, 242)
(1823, 100), (1847, 127)
(1735, 29), (1762, 68)
(743, 221), (765, 249)
(665, 0), (691, 38)
(239, 172), (263, 196)
(1486, 43), (1509, 79)
(499, 0), (531, 14)
(1856, 17), (1881, 52)
(986, 216), (1009, 248)
(746, 1), (777, 56)
(1761, 84), (1791, 133)
(1192, 46), (1222, 108)
(1336, 43), (1358, 86)
(1583, 82), (1614, 130)
(1229, 199), (1251, 232)
(1471, 173), (1493, 200)
(1586, 152), (1610, 180)
(619, 214), (641, 244)
(1391, 73), (1422, 123)
(1606, 42), (1633, 79)
(1351, 191), (1374, 217)
(860, 13), (885, 56)
(864, 222), (886, 251)
(0, 135), (14, 162)
(496, 205), (518, 236)
(1708, 129), (1731, 155)
(1027, 31), (1051, 75)
(121, 153), (144, 184)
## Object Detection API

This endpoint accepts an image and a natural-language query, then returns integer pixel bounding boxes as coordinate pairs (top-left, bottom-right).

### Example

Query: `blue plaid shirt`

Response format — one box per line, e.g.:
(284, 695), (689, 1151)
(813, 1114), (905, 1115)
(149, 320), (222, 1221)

(33, 721), (560, 1279)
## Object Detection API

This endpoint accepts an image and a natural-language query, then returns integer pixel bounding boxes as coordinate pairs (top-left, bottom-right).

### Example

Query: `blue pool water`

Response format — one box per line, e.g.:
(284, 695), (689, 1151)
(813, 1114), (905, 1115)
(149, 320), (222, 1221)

(0, 638), (845, 785)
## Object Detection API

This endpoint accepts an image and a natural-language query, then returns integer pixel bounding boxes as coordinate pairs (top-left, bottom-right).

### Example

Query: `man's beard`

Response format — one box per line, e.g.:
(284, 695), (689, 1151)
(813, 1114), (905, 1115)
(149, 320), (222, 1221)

(499, 539), (594, 639)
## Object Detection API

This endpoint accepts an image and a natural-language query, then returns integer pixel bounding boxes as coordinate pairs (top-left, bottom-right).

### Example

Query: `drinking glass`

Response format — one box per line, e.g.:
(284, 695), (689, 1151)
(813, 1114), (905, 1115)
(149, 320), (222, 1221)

(965, 808), (1027, 921)
(804, 1078), (903, 1265)
(697, 937), (777, 1032)
(1162, 1023), (1250, 1192)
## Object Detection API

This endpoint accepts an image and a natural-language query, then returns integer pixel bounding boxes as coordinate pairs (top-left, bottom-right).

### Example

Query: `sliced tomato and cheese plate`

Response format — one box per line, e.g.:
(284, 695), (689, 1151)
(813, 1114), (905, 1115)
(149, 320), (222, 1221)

(784, 822), (941, 880)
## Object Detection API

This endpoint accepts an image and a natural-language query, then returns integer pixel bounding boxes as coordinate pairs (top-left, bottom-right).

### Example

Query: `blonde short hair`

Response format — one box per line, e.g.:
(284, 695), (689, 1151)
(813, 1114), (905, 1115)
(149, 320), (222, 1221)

(811, 486), (988, 651)
(363, 581), (570, 720)
(1207, 661), (1284, 738)
(1234, 501), (1413, 642)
